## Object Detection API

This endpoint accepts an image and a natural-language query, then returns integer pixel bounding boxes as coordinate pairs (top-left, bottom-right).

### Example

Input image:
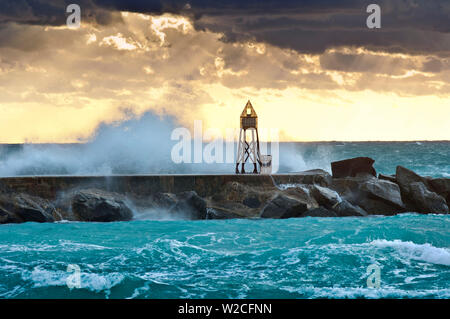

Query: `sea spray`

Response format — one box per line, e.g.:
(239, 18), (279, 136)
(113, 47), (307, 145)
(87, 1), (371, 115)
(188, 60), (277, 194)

(0, 112), (449, 177)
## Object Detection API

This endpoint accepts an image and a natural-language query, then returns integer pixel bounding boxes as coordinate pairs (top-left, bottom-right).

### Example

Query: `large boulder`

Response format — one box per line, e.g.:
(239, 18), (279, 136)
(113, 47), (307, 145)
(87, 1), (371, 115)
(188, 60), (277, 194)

(273, 169), (332, 187)
(395, 166), (430, 195)
(331, 157), (376, 178)
(310, 185), (341, 209)
(282, 185), (319, 209)
(360, 179), (405, 210)
(150, 192), (177, 209)
(71, 189), (133, 222)
(395, 166), (445, 212)
(429, 178), (450, 205)
(302, 207), (337, 217)
(333, 200), (367, 217)
(207, 181), (278, 218)
(0, 193), (56, 223)
(260, 194), (308, 219)
(206, 207), (245, 219)
(170, 191), (207, 220)
(409, 182), (449, 214)
(0, 209), (8, 223)
(331, 176), (405, 215)
(378, 174), (397, 183)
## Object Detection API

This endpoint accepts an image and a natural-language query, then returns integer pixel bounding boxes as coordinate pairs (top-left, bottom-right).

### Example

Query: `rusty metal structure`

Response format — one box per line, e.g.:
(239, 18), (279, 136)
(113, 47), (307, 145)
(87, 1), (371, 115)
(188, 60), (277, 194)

(236, 100), (261, 174)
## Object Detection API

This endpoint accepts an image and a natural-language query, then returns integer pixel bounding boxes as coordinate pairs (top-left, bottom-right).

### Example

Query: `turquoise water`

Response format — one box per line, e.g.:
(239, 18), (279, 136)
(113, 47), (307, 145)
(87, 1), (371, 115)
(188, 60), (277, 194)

(1, 214), (449, 299)
(1, 141), (449, 298)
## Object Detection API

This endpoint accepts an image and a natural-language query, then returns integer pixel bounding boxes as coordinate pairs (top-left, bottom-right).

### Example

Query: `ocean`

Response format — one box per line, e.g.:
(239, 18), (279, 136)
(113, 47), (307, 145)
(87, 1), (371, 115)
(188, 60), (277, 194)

(0, 141), (449, 299)
(0, 215), (449, 299)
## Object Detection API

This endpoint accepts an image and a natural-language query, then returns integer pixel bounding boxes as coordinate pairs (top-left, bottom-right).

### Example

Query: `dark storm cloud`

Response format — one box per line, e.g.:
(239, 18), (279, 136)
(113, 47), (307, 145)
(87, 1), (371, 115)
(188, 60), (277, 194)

(319, 52), (418, 75)
(421, 57), (444, 73)
(0, 0), (121, 25)
(0, 0), (449, 55)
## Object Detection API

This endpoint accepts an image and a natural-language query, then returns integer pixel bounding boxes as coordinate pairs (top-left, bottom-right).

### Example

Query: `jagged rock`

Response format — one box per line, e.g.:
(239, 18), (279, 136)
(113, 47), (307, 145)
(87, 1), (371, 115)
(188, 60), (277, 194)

(0, 193), (56, 223)
(151, 192), (177, 208)
(331, 157), (376, 178)
(0, 182), (11, 195)
(260, 194), (308, 219)
(71, 189), (133, 222)
(273, 169), (332, 187)
(310, 185), (341, 209)
(330, 175), (373, 197)
(395, 166), (439, 211)
(378, 174), (397, 183)
(429, 178), (450, 204)
(243, 196), (261, 208)
(0, 209), (8, 223)
(298, 169), (333, 187)
(360, 179), (405, 210)
(170, 191), (207, 220)
(282, 186), (319, 209)
(207, 181), (277, 218)
(333, 200), (367, 217)
(331, 176), (405, 215)
(302, 207), (337, 217)
(409, 182), (449, 214)
(395, 166), (430, 194)
(206, 207), (244, 219)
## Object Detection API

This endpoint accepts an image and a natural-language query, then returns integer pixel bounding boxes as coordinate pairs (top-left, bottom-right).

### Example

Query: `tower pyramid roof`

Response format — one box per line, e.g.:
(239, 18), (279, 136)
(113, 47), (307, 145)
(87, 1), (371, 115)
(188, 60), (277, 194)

(240, 100), (257, 118)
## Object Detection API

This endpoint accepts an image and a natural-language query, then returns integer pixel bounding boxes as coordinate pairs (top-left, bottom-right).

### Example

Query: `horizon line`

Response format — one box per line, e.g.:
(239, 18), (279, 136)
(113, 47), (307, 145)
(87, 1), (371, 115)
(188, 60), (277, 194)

(1, 140), (450, 145)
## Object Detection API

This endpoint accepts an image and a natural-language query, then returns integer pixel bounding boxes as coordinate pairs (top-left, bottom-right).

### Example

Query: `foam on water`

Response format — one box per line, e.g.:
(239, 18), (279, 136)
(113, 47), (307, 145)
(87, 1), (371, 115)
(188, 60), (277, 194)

(0, 214), (448, 299)
(371, 239), (450, 266)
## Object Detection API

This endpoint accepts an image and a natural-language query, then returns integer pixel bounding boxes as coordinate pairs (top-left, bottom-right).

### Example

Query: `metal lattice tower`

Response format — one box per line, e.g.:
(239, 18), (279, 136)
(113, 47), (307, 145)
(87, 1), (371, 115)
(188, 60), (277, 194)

(236, 100), (261, 174)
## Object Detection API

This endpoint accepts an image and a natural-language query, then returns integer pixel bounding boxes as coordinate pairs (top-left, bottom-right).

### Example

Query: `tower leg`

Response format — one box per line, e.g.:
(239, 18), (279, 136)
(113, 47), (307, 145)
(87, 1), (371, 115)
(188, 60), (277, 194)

(253, 163), (258, 174)
(236, 129), (244, 174)
(241, 163), (245, 174)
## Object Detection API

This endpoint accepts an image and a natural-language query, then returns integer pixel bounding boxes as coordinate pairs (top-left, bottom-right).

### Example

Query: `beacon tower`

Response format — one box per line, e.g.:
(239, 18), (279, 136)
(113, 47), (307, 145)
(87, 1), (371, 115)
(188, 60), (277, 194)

(236, 100), (261, 174)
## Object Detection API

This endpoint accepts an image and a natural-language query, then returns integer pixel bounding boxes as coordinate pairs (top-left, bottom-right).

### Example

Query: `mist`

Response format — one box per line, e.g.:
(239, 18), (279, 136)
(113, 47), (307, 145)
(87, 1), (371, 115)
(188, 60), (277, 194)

(0, 111), (333, 177)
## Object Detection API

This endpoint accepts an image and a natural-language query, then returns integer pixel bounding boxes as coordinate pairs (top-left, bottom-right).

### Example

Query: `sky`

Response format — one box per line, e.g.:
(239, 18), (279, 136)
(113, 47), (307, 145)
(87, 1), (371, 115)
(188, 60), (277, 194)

(0, 0), (449, 142)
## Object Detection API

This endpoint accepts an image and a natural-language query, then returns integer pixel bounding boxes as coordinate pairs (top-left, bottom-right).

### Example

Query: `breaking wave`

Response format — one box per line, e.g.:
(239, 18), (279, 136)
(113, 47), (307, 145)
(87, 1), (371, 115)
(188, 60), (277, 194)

(0, 214), (448, 299)
(1, 111), (448, 177)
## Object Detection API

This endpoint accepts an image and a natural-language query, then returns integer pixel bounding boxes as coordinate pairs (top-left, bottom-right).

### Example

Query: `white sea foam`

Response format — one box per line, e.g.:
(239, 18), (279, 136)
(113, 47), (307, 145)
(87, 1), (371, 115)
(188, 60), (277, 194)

(282, 285), (450, 299)
(276, 183), (309, 191)
(24, 266), (124, 292)
(371, 239), (450, 266)
(0, 241), (111, 252)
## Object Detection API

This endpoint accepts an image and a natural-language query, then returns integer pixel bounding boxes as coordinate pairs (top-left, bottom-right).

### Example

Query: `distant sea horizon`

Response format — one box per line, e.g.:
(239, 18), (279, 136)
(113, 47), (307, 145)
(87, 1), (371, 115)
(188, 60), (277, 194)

(0, 141), (449, 178)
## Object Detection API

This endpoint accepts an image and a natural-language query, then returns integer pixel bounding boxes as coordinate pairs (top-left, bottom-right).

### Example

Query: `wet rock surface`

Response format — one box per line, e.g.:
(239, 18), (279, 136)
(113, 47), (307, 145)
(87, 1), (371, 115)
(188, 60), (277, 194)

(0, 193), (56, 223)
(71, 189), (133, 222)
(302, 207), (337, 217)
(170, 191), (207, 220)
(331, 157), (377, 178)
(260, 194), (308, 219)
(333, 200), (367, 217)
(408, 182), (449, 214)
